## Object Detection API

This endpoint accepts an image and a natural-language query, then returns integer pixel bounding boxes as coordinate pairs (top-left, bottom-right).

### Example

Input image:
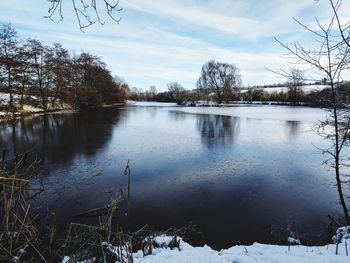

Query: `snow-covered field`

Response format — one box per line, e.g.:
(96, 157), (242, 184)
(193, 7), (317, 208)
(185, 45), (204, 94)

(241, 84), (329, 94)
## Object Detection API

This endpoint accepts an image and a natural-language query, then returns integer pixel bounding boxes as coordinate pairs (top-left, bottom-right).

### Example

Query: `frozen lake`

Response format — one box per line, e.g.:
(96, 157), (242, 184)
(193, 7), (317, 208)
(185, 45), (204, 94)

(0, 103), (346, 249)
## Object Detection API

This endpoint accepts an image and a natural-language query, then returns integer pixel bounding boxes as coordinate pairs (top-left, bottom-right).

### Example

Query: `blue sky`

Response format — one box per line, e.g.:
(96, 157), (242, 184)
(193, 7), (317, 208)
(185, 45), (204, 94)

(0, 0), (349, 91)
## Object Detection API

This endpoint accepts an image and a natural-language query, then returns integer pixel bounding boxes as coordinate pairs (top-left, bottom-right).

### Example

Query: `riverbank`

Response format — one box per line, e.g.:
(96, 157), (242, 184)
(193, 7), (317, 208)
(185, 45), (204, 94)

(0, 104), (74, 123)
(0, 92), (73, 123)
(131, 240), (348, 263)
(62, 230), (350, 263)
(0, 92), (127, 124)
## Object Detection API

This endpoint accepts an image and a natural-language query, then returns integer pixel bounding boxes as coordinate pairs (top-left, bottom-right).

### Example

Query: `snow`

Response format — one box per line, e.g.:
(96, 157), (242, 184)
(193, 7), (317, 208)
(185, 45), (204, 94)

(196, 100), (219, 106)
(62, 240), (350, 263)
(0, 92), (73, 121)
(332, 225), (350, 244)
(130, 235), (349, 263)
(128, 101), (177, 107)
(242, 85), (330, 94)
(288, 237), (302, 245)
(62, 228), (350, 263)
(22, 104), (42, 112)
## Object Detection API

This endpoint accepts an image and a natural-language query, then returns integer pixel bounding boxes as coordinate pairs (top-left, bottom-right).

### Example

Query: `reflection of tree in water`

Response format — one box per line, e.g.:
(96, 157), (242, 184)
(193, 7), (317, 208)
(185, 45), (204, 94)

(285, 120), (301, 139)
(196, 114), (240, 148)
(0, 107), (126, 166)
(168, 110), (187, 121)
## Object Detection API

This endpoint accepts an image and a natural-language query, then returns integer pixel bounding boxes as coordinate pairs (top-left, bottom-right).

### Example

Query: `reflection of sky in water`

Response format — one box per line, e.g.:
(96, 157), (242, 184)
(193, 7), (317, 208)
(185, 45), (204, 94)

(173, 105), (327, 123)
(0, 104), (346, 249)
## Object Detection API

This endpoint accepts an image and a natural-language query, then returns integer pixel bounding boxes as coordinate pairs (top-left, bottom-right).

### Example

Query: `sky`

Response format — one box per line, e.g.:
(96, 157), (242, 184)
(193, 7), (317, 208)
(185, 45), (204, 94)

(0, 0), (350, 91)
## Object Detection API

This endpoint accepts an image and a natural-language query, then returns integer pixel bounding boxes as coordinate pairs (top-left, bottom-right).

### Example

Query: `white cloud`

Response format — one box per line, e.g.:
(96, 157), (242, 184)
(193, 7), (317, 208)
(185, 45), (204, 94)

(1, 0), (350, 91)
(123, 0), (320, 40)
(123, 0), (259, 36)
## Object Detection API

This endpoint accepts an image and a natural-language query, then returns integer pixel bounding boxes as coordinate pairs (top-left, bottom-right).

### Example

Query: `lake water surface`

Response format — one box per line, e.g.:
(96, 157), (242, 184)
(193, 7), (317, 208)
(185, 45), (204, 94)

(1, 103), (347, 249)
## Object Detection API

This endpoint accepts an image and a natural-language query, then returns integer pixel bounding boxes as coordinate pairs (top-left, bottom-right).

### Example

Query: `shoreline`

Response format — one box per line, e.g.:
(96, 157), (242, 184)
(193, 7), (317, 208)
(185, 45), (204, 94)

(0, 102), (127, 124)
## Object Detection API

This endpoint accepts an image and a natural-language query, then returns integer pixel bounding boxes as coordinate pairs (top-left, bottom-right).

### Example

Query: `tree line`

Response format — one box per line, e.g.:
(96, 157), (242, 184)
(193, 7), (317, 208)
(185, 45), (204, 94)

(0, 23), (128, 112)
(130, 60), (243, 105)
(130, 60), (341, 106)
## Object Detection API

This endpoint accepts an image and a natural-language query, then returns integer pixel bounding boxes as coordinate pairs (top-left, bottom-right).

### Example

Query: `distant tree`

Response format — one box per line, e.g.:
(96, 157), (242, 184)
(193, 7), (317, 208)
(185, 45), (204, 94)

(46, 0), (122, 31)
(167, 82), (186, 105)
(46, 43), (71, 108)
(186, 89), (201, 103)
(27, 39), (51, 111)
(270, 91), (288, 102)
(129, 87), (144, 101)
(16, 41), (33, 105)
(251, 89), (268, 101)
(153, 91), (173, 102)
(113, 75), (130, 100)
(197, 60), (242, 104)
(143, 85), (157, 101)
(0, 24), (20, 112)
(286, 68), (305, 105)
(149, 85), (157, 98)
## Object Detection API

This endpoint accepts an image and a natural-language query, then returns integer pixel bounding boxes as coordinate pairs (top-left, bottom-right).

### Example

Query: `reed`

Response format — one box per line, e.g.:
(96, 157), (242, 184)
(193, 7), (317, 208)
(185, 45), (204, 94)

(0, 151), (43, 262)
(0, 155), (191, 262)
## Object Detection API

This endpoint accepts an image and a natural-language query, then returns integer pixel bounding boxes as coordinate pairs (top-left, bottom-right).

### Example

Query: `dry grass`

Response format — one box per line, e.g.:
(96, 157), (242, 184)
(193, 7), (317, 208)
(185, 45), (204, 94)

(0, 156), (194, 263)
(0, 151), (44, 262)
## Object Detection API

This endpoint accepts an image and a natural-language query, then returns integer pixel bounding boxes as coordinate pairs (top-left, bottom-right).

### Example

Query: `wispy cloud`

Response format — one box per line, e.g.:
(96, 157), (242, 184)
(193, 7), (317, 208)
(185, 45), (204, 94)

(123, 0), (259, 36)
(1, 0), (349, 90)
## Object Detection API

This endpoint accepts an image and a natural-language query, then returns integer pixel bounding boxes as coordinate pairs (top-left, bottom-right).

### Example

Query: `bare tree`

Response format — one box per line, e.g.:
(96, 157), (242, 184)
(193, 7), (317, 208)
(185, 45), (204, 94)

(286, 68), (305, 105)
(46, 0), (122, 31)
(167, 82), (186, 105)
(0, 23), (129, 113)
(142, 85), (157, 101)
(27, 39), (51, 112)
(46, 43), (71, 108)
(113, 75), (130, 98)
(197, 60), (242, 104)
(16, 42), (33, 105)
(0, 24), (20, 113)
(149, 85), (157, 97)
(276, 1), (350, 223)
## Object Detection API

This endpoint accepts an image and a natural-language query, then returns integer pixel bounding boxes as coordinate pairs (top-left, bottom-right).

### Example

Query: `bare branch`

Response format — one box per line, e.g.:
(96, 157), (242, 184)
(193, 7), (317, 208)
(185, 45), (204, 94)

(273, 0), (350, 223)
(45, 0), (122, 31)
(330, 0), (350, 48)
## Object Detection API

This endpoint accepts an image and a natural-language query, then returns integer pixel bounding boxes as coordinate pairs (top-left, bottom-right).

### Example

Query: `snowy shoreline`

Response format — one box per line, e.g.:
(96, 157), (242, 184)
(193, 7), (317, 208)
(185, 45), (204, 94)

(0, 92), (126, 123)
(62, 228), (350, 263)
(130, 240), (349, 263)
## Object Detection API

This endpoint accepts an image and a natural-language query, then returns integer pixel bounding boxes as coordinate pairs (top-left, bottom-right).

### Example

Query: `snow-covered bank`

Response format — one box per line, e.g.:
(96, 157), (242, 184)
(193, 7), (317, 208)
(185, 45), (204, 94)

(0, 92), (129, 123)
(62, 227), (350, 263)
(132, 230), (349, 263)
(0, 104), (73, 123)
(0, 92), (73, 122)
(133, 241), (348, 263)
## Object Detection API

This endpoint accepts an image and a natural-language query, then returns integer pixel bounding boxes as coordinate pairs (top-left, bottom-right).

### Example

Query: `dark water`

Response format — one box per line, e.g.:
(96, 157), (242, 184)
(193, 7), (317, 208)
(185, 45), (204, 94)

(0, 103), (347, 249)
